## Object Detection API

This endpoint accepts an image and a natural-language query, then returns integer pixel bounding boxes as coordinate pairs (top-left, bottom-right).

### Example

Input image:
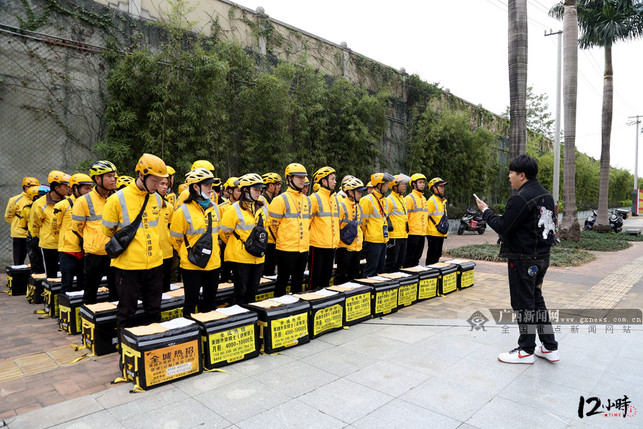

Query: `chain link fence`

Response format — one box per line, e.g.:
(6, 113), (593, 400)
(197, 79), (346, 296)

(0, 24), (107, 265)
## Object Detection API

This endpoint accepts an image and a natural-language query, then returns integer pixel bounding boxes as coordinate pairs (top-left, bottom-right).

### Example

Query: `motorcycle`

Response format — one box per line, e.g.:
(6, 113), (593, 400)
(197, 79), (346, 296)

(583, 209), (624, 233)
(458, 208), (486, 235)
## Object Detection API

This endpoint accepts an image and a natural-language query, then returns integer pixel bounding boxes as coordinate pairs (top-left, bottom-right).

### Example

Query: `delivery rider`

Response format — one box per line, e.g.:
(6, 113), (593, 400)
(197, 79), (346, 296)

(5, 176), (40, 265)
(170, 168), (221, 316)
(308, 166), (340, 289)
(218, 176), (240, 283)
(268, 163), (311, 296)
(54, 173), (93, 293)
(20, 185), (46, 273)
(73, 161), (118, 303)
(157, 175), (174, 292)
(360, 172), (394, 277)
(30, 171), (71, 278)
(404, 173), (428, 267)
(102, 153), (168, 331)
(426, 177), (448, 265)
(164, 166), (177, 207)
(220, 173), (269, 304)
(260, 172), (283, 276)
(176, 160), (217, 206)
(385, 174), (410, 272)
(335, 177), (366, 284)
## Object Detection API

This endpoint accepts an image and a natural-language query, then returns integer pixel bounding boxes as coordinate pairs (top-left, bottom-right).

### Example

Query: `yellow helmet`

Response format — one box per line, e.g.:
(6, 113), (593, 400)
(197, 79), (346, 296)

(178, 183), (188, 193)
(389, 174), (411, 186)
(262, 172), (283, 184)
(48, 170), (67, 185)
(26, 185), (40, 200)
(212, 177), (222, 187)
(285, 163), (307, 177)
(70, 173), (93, 187)
(409, 173), (427, 186)
(342, 177), (366, 192)
(370, 173), (394, 187)
(116, 175), (135, 189)
(136, 153), (168, 177)
(304, 177), (310, 186)
(185, 168), (214, 186)
(366, 181), (373, 188)
(166, 166), (176, 176)
(312, 183), (320, 192)
(89, 160), (117, 178)
(191, 160), (215, 172)
(313, 166), (336, 184)
(224, 177), (239, 190)
(22, 177), (40, 188)
(341, 175), (355, 185)
(238, 173), (266, 189)
(428, 177), (447, 189)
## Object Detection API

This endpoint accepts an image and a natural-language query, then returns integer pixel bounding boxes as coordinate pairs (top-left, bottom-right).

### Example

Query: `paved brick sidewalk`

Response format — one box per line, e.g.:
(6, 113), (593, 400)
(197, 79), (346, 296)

(2, 221), (642, 426)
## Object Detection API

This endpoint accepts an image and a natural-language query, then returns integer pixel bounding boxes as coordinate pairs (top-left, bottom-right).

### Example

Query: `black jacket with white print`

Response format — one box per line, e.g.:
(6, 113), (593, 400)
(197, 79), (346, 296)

(482, 179), (556, 259)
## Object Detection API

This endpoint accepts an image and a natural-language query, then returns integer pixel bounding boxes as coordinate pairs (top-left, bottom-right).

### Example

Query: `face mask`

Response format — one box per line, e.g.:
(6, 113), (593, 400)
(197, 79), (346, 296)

(200, 191), (210, 200)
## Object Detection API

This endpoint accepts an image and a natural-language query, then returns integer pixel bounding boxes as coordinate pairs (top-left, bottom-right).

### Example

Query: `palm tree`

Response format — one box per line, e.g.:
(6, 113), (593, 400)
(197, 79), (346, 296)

(508, 0), (528, 160)
(551, 0), (581, 240)
(553, 0), (643, 231)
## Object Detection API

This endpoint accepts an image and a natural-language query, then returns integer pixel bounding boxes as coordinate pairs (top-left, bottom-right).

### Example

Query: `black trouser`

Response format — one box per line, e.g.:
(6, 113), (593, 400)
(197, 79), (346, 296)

(404, 235), (425, 267)
(170, 249), (180, 283)
(162, 257), (173, 292)
(275, 250), (308, 297)
(334, 247), (361, 285)
(232, 263), (263, 304)
(264, 243), (277, 276)
(219, 243), (233, 283)
(59, 252), (84, 293)
(363, 242), (386, 277)
(27, 236), (45, 274)
(182, 268), (220, 316)
(508, 258), (558, 354)
(83, 253), (116, 303)
(385, 238), (407, 273)
(42, 248), (59, 279)
(425, 236), (445, 265)
(115, 266), (163, 331)
(12, 237), (27, 265)
(308, 246), (335, 290)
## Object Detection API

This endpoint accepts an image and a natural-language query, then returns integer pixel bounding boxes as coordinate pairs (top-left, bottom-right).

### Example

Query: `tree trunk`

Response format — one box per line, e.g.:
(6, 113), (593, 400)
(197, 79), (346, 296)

(559, 0), (580, 241)
(595, 44), (613, 233)
(508, 0), (528, 162)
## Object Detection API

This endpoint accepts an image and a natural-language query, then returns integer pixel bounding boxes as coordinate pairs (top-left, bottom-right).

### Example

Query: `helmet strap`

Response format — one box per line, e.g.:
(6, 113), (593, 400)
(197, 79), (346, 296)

(288, 176), (303, 193)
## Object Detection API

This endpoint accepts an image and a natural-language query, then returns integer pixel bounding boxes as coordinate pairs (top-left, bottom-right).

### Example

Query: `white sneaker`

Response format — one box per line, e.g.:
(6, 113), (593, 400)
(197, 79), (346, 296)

(535, 345), (560, 362)
(497, 347), (534, 364)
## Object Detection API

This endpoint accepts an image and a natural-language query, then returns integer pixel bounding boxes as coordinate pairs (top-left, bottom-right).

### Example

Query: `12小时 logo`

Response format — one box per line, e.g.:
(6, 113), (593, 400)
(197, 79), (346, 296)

(578, 395), (637, 419)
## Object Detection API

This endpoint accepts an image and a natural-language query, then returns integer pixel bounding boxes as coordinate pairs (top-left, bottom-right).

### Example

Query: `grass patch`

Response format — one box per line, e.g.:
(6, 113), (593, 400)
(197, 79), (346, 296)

(580, 230), (643, 241)
(444, 244), (596, 267)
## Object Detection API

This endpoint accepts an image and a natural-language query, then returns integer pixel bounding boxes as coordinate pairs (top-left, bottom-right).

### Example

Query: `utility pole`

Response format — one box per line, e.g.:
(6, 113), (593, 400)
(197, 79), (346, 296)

(627, 115), (642, 215)
(545, 30), (562, 207)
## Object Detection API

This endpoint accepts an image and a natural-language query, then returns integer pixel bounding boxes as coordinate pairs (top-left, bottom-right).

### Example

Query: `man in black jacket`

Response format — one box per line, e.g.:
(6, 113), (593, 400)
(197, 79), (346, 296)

(476, 155), (559, 364)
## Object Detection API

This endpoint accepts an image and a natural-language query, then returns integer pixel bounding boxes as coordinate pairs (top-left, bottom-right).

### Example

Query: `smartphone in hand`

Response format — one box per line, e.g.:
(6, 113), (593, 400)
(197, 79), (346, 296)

(473, 193), (480, 200)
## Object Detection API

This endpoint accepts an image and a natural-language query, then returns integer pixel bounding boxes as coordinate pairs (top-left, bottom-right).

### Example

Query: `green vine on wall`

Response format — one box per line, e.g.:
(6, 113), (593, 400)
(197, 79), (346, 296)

(21, 104), (80, 143)
(17, 0), (114, 33)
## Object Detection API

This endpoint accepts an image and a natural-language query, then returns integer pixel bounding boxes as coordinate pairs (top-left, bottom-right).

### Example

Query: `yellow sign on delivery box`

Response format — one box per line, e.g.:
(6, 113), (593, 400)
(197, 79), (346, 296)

(207, 324), (256, 366)
(270, 312), (308, 349)
(143, 339), (200, 387)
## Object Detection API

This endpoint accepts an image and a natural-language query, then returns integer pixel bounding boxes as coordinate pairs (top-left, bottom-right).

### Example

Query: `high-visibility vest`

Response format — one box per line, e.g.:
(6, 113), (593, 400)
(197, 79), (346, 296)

(220, 201), (269, 264)
(55, 195), (82, 253)
(360, 191), (390, 244)
(337, 198), (363, 252)
(426, 194), (448, 237)
(386, 191), (409, 239)
(29, 193), (62, 249)
(5, 192), (30, 238)
(102, 184), (165, 270)
(267, 187), (311, 252)
(405, 190), (428, 236)
(309, 188), (340, 249)
(72, 188), (110, 255)
(170, 200), (221, 271)
(158, 198), (174, 259)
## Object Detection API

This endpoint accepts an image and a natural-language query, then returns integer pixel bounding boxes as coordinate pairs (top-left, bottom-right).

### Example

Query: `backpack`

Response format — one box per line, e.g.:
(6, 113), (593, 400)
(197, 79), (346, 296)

(184, 212), (213, 269)
(234, 212), (268, 257)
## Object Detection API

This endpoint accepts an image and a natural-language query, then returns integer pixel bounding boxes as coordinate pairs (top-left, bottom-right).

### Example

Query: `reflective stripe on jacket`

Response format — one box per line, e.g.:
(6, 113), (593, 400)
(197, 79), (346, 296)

(159, 198), (174, 259)
(220, 201), (268, 264)
(405, 190), (428, 236)
(309, 188), (340, 249)
(102, 184), (164, 270)
(55, 196), (82, 253)
(5, 193), (29, 238)
(170, 200), (221, 271)
(259, 195), (276, 244)
(386, 191), (409, 239)
(72, 188), (109, 255)
(29, 193), (61, 249)
(267, 187), (311, 252)
(338, 198), (363, 252)
(359, 191), (390, 244)
(426, 195), (448, 237)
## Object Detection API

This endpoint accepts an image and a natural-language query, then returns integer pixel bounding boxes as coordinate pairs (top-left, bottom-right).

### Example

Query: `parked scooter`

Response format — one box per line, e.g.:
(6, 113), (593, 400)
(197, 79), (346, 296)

(583, 209), (624, 233)
(458, 208), (486, 235)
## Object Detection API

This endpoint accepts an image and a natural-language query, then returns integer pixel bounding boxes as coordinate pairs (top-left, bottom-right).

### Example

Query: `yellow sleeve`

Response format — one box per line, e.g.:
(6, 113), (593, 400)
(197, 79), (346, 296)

(169, 208), (185, 252)
(4, 197), (16, 223)
(71, 198), (86, 237)
(101, 195), (119, 238)
(19, 206), (30, 230)
(267, 197), (283, 237)
(219, 206), (237, 244)
(29, 200), (42, 237)
(359, 197), (371, 233)
(52, 201), (65, 235)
